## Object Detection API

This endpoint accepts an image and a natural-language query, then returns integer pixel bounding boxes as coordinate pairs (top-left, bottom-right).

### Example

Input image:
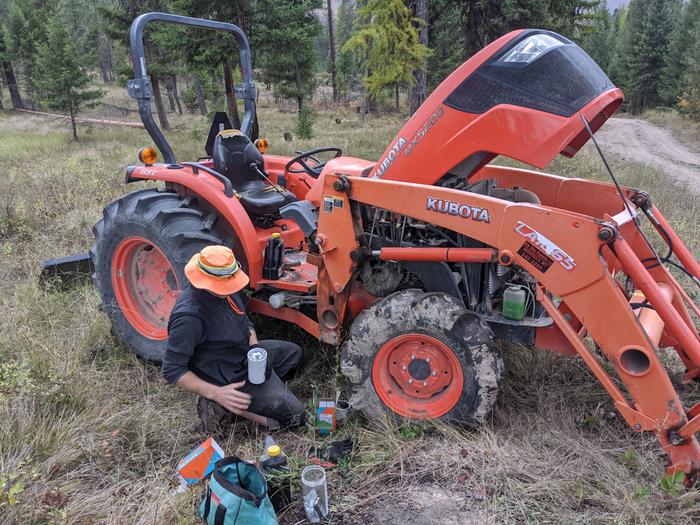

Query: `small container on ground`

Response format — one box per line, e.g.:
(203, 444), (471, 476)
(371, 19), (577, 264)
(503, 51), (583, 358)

(300, 465), (329, 523)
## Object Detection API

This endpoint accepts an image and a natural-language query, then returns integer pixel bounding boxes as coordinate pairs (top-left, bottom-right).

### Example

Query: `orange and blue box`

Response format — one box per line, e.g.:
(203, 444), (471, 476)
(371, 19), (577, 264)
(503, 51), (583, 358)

(317, 400), (336, 435)
(177, 437), (225, 485)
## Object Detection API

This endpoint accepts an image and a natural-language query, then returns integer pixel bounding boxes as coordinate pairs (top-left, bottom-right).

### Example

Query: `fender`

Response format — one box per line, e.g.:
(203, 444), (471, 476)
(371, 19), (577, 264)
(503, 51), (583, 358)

(128, 164), (264, 286)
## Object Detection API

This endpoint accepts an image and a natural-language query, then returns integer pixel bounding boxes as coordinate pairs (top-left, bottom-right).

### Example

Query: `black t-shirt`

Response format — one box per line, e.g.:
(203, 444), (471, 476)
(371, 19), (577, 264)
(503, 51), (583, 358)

(161, 284), (254, 386)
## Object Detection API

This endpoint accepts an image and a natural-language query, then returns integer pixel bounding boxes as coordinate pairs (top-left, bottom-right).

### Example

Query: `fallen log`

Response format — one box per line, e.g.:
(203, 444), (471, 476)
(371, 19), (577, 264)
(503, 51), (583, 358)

(5, 108), (145, 129)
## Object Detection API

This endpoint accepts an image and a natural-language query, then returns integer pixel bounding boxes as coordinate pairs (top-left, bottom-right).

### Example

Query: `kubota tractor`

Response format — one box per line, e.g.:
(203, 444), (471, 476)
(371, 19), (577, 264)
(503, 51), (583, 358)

(72, 13), (700, 482)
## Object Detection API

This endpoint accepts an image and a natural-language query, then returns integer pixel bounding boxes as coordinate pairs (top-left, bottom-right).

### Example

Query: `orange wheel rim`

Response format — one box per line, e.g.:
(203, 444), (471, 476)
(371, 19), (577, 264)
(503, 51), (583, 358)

(111, 236), (179, 340)
(372, 333), (464, 418)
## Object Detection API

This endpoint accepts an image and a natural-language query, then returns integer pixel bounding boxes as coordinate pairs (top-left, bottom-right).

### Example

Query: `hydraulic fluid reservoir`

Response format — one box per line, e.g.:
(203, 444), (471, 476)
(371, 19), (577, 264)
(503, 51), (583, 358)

(263, 232), (284, 280)
(502, 285), (527, 321)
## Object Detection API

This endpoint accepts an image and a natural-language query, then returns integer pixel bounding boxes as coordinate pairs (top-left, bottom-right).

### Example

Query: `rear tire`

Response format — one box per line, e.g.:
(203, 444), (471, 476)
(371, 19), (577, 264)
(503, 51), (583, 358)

(91, 189), (224, 361)
(340, 289), (502, 423)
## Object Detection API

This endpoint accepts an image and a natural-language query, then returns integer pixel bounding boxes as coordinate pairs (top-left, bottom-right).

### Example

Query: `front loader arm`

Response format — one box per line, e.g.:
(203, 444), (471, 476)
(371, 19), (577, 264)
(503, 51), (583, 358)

(317, 173), (700, 480)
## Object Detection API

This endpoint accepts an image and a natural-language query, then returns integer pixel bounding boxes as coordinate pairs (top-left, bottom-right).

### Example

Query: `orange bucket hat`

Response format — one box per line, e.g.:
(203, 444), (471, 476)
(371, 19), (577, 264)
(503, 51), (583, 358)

(184, 245), (249, 296)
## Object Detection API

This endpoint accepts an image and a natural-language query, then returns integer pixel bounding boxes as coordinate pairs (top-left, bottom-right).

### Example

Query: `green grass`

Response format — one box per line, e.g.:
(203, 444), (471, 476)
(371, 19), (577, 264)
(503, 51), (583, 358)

(1, 100), (699, 524)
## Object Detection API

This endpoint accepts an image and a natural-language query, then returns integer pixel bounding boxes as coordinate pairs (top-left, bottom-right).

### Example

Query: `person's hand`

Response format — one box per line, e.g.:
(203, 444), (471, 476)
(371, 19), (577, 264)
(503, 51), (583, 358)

(212, 381), (251, 414)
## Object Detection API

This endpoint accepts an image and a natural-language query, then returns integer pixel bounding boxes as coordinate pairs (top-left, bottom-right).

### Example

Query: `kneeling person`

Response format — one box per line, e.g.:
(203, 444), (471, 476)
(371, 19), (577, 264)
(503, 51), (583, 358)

(161, 245), (305, 431)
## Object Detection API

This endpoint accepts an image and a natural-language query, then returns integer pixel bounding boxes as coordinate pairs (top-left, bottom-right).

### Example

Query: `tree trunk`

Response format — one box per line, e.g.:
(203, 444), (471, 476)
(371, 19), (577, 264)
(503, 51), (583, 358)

(0, 81), (4, 109)
(367, 92), (377, 113)
(2, 59), (23, 109)
(395, 84), (400, 112)
(233, 0), (259, 138)
(294, 62), (304, 114)
(223, 59), (241, 129)
(151, 75), (170, 131)
(193, 74), (207, 115)
(171, 75), (183, 115)
(410, 0), (428, 115)
(326, 0), (338, 101)
(98, 33), (114, 83)
(165, 77), (176, 112)
(70, 108), (78, 141)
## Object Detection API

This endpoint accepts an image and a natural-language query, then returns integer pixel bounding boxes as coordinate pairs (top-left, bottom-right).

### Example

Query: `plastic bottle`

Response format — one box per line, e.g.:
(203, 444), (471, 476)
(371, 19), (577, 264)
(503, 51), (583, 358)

(263, 232), (284, 280)
(259, 436), (291, 513)
(502, 285), (527, 320)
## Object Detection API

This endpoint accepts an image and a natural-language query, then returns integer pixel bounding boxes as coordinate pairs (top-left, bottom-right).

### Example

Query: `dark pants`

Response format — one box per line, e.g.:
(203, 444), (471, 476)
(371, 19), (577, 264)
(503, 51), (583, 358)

(198, 340), (305, 430)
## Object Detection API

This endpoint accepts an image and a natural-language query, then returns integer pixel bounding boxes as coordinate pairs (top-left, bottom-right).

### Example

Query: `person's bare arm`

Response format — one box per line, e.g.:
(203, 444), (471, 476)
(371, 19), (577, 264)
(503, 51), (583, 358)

(175, 373), (249, 411)
(176, 372), (269, 426)
(249, 328), (258, 346)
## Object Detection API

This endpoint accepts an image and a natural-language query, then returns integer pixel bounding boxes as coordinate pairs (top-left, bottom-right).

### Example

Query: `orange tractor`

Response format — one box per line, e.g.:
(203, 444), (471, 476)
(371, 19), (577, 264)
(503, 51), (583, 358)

(57, 13), (700, 482)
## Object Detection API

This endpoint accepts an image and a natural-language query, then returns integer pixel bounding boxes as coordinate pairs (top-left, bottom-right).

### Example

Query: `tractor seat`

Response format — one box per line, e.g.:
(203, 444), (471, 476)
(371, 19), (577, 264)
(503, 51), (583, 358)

(211, 129), (297, 217)
(237, 181), (297, 217)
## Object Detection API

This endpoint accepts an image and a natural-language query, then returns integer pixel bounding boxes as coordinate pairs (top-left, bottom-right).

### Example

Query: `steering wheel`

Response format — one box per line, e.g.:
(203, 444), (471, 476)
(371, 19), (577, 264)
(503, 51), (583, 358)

(284, 147), (342, 178)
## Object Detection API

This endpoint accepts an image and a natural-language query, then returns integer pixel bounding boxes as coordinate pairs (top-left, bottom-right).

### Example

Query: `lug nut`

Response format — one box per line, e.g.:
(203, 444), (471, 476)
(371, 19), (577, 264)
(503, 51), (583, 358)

(411, 354), (416, 360)
(431, 371), (437, 376)
(422, 381), (428, 386)
(402, 365), (407, 371)
(426, 357), (430, 363)
(408, 378), (414, 384)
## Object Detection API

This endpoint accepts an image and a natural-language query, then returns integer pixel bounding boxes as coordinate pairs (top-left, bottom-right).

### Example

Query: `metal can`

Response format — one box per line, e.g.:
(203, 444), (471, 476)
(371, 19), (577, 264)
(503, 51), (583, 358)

(247, 347), (267, 384)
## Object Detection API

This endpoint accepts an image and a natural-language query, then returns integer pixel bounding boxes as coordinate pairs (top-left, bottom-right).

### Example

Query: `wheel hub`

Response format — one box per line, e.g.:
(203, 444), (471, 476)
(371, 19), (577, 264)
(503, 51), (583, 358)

(387, 338), (454, 398)
(372, 333), (464, 418)
(112, 237), (179, 340)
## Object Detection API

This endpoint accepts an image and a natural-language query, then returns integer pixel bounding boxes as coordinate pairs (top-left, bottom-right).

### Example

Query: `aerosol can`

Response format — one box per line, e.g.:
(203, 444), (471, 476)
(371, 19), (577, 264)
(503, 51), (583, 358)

(263, 232), (284, 280)
(259, 436), (292, 513)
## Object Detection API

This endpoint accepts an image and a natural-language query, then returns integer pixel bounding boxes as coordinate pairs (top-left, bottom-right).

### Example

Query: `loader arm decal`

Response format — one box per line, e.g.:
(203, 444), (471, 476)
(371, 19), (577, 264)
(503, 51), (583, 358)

(318, 172), (700, 478)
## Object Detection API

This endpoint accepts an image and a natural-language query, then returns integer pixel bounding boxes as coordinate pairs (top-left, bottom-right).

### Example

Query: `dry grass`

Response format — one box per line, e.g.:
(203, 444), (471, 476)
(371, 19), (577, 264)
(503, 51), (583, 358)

(640, 109), (700, 151)
(1, 90), (699, 524)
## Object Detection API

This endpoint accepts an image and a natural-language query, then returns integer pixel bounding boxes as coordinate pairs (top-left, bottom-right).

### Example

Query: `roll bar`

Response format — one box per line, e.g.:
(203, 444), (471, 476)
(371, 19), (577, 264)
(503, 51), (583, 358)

(127, 12), (257, 164)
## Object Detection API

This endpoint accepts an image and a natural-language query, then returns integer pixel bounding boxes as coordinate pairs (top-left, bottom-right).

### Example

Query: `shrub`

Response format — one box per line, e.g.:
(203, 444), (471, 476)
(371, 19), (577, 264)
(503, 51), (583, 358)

(180, 86), (199, 114)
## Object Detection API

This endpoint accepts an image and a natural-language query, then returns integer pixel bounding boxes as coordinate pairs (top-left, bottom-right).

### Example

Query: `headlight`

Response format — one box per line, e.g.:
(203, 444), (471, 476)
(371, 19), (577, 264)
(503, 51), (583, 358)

(499, 34), (564, 64)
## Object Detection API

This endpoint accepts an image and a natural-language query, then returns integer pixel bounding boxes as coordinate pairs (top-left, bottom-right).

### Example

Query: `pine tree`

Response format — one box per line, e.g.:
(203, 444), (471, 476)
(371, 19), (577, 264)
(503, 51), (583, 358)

(35, 18), (104, 140)
(172, 0), (259, 130)
(253, 0), (321, 137)
(0, 27), (23, 109)
(621, 0), (675, 113)
(410, 0), (428, 115)
(335, 0), (357, 99)
(4, 0), (47, 108)
(343, 0), (429, 111)
(605, 6), (627, 88)
(661, 0), (699, 105)
(680, 2), (700, 117)
(580, 1), (612, 71)
(326, 0), (338, 101)
(427, 0), (464, 90)
(99, 0), (173, 131)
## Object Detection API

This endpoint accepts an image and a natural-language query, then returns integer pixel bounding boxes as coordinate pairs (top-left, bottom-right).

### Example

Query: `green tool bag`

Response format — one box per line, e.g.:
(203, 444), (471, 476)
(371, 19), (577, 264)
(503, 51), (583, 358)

(199, 457), (278, 525)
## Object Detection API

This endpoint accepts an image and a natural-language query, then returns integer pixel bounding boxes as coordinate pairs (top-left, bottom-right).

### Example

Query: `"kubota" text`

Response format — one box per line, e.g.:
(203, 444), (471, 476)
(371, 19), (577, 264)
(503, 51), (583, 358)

(426, 197), (491, 223)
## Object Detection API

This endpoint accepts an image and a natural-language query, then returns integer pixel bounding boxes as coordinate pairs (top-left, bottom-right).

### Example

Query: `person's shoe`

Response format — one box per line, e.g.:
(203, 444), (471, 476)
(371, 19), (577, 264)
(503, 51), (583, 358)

(197, 396), (229, 433)
(266, 417), (281, 432)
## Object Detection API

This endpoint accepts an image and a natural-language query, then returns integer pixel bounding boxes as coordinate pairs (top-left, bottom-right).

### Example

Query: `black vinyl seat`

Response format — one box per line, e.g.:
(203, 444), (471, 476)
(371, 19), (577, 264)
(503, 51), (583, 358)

(237, 181), (297, 217)
(211, 130), (297, 217)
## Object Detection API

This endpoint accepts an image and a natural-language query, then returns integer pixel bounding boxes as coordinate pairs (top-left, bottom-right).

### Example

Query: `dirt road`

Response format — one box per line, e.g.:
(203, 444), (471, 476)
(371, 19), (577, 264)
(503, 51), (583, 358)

(595, 117), (700, 192)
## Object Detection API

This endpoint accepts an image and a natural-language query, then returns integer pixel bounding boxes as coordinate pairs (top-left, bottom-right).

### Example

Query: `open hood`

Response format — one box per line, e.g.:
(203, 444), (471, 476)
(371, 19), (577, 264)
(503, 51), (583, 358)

(372, 29), (623, 184)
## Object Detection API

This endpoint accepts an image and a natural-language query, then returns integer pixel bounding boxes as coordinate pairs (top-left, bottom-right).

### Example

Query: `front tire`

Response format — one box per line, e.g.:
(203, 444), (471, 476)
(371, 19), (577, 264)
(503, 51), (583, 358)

(90, 189), (223, 361)
(340, 289), (503, 423)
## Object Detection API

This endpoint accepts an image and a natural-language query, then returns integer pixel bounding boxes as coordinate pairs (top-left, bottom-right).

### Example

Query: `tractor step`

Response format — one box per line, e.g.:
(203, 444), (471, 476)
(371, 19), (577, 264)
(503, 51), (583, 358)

(258, 251), (317, 292)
